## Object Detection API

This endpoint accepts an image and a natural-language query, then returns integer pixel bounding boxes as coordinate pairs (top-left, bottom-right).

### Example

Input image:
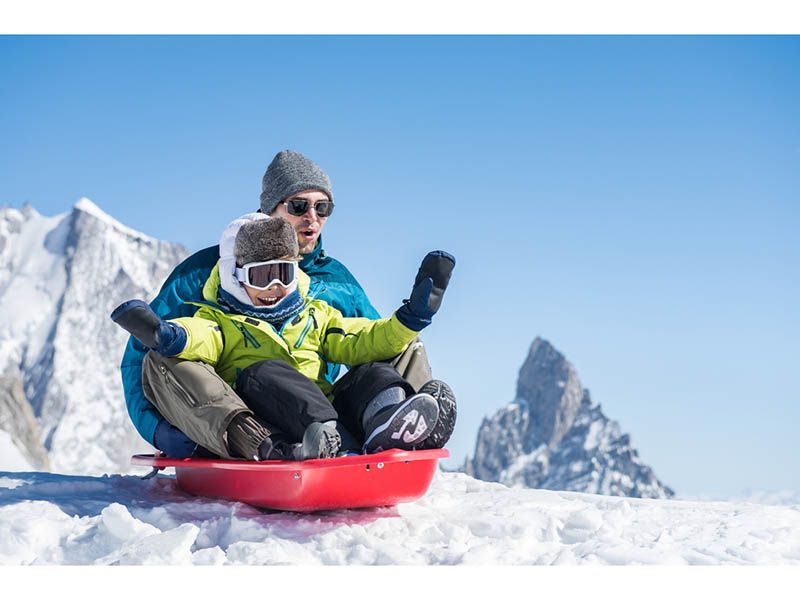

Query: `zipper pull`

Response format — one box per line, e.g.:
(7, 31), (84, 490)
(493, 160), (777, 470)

(309, 307), (318, 329)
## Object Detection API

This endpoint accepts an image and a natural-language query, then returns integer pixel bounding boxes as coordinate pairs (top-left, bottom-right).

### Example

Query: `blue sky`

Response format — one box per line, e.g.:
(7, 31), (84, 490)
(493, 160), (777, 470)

(1, 36), (798, 496)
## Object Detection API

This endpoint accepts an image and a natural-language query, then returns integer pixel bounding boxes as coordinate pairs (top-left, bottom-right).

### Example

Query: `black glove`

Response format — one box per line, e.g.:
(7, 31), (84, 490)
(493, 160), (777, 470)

(395, 250), (456, 331)
(110, 299), (187, 356)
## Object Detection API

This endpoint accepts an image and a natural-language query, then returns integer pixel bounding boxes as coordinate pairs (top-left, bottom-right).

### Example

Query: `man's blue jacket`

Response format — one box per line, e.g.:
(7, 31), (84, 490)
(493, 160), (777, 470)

(120, 238), (380, 446)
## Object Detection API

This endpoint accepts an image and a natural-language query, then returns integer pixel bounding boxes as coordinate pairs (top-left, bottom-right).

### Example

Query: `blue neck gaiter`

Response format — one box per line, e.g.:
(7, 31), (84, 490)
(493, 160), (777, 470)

(218, 286), (305, 327)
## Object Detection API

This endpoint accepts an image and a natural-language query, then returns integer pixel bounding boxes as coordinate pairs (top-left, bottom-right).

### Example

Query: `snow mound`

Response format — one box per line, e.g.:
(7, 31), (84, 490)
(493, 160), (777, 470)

(1, 469), (798, 566)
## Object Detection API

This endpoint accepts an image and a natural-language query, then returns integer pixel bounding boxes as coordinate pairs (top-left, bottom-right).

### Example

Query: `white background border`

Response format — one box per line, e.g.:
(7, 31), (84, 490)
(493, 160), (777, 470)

(1, 0), (799, 34)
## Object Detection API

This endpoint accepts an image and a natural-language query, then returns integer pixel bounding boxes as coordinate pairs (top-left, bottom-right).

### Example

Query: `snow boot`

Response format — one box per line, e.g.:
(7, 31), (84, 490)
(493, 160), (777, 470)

(292, 421), (342, 460)
(256, 435), (297, 461)
(227, 413), (271, 460)
(414, 380), (457, 450)
(335, 421), (362, 456)
(362, 392), (439, 454)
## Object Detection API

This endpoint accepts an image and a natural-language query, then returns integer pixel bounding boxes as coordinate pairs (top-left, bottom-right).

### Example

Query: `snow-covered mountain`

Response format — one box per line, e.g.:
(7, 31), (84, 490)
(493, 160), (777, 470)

(0, 200), (187, 475)
(465, 338), (674, 499)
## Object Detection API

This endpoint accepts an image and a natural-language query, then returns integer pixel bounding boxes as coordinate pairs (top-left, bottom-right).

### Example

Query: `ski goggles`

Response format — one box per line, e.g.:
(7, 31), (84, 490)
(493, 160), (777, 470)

(282, 198), (335, 218)
(235, 260), (298, 290)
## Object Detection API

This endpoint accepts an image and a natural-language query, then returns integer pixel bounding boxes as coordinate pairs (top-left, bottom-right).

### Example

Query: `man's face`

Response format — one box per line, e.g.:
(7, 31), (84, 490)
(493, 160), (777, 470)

(270, 189), (331, 255)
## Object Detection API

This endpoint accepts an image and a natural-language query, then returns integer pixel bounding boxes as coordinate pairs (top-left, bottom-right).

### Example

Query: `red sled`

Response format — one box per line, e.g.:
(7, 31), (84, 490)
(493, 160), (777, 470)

(131, 448), (448, 513)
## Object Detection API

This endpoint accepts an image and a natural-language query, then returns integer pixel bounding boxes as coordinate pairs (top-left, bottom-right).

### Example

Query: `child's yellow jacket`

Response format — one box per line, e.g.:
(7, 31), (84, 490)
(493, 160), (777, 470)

(170, 264), (417, 397)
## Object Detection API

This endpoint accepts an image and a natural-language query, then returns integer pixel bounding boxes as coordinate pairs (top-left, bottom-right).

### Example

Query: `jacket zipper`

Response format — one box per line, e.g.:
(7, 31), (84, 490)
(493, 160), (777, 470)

(293, 307), (317, 349)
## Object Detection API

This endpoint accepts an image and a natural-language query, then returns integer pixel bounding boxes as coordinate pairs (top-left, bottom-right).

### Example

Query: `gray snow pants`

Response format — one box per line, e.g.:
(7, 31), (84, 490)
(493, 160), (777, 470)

(141, 352), (249, 459)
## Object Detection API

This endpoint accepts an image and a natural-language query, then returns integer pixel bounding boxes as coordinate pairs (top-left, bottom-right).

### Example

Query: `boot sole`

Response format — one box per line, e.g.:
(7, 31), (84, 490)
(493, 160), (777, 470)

(416, 380), (457, 450)
(362, 393), (440, 454)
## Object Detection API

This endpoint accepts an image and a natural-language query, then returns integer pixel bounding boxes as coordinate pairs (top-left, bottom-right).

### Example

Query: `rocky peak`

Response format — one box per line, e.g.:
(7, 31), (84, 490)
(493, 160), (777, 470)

(465, 337), (674, 499)
(516, 337), (584, 449)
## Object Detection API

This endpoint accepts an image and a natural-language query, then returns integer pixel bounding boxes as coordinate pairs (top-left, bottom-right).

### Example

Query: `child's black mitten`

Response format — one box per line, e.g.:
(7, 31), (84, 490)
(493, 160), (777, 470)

(395, 250), (456, 331)
(110, 299), (187, 356)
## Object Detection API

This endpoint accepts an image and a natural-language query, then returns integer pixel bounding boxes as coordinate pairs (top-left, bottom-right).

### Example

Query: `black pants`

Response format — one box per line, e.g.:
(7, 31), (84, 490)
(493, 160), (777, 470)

(235, 360), (413, 444)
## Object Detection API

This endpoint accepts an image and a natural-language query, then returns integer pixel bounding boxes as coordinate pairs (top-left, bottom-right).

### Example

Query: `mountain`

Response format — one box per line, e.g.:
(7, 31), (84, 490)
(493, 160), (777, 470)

(0, 199), (187, 475)
(465, 337), (674, 499)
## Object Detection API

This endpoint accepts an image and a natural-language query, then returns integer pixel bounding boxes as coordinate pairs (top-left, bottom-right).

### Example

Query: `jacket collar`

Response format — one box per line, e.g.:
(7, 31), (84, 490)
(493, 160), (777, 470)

(299, 236), (326, 270)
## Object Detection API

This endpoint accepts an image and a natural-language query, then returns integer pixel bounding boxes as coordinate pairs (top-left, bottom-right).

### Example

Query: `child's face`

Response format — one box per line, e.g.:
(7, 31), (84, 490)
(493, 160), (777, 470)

(244, 281), (289, 307)
(241, 255), (298, 307)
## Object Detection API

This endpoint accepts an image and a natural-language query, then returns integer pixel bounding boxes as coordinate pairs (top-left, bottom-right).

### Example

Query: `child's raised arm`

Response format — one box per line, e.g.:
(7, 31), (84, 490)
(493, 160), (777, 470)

(321, 251), (455, 365)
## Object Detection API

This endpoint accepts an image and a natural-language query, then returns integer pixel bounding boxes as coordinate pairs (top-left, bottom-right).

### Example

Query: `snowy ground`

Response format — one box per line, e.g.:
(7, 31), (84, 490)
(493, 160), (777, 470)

(1, 468), (799, 566)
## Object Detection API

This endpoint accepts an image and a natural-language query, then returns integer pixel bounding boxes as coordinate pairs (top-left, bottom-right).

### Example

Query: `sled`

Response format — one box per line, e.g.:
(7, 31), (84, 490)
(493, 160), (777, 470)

(131, 448), (448, 512)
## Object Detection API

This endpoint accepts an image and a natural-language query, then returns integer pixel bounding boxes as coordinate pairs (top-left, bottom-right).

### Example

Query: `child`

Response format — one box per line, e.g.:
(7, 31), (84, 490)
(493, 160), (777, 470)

(111, 214), (455, 462)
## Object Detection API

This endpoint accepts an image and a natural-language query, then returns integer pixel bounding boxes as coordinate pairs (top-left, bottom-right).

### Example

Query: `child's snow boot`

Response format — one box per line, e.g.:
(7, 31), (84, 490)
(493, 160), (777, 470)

(335, 422), (362, 456)
(254, 422), (341, 461)
(227, 412), (271, 460)
(256, 435), (296, 461)
(292, 421), (342, 460)
(414, 380), (457, 450)
(361, 388), (439, 454)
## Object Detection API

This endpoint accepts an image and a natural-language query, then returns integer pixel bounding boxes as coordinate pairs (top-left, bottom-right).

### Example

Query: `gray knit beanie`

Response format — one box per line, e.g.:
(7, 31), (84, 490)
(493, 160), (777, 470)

(259, 150), (333, 214)
(234, 217), (299, 267)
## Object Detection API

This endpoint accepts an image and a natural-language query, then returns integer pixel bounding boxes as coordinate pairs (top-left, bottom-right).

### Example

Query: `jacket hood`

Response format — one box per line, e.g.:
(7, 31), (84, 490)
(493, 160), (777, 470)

(217, 212), (272, 307)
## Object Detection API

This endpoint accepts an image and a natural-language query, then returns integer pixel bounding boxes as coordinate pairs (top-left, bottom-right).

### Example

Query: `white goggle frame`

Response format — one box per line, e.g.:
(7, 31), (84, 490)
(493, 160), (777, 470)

(235, 260), (298, 291)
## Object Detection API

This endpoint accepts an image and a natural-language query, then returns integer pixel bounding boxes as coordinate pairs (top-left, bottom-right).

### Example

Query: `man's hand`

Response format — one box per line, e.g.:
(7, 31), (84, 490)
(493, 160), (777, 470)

(110, 299), (187, 356)
(395, 251), (456, 331)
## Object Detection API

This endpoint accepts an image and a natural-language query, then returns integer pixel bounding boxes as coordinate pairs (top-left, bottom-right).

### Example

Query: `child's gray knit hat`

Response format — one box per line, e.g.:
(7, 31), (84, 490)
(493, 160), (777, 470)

(259, 150), (333, 214)
(234, 217), (299, 267)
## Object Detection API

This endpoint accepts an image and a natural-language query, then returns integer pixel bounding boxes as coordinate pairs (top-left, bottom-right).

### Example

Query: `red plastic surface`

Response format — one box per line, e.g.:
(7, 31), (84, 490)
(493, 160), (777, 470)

(131, 448), (448, 512)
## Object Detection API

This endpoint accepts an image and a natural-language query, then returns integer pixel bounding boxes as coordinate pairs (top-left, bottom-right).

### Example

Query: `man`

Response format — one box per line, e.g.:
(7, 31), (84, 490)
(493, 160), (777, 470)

(120, 150), (455, 458)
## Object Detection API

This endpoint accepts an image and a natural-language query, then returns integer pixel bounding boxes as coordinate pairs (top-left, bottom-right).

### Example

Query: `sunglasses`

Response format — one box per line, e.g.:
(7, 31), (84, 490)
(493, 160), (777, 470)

(282, 198), (335, 218)
(235, 260), (298, 290)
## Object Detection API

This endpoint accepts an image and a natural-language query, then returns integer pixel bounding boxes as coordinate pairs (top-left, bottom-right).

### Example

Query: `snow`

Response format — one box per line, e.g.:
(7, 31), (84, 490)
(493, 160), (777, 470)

(0, 205), (69, 368)
(582, 419), (603, 450)
(0, 468), (798, 566)
(73, 197), (156, 243)
(0, 431), (32, 472)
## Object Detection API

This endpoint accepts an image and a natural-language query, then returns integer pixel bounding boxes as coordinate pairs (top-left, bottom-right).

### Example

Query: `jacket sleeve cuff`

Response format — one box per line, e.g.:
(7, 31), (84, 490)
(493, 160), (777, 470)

(159, 322), (188, 356)
(389, 312), (425, 342)
(394, 304), (431, 332)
